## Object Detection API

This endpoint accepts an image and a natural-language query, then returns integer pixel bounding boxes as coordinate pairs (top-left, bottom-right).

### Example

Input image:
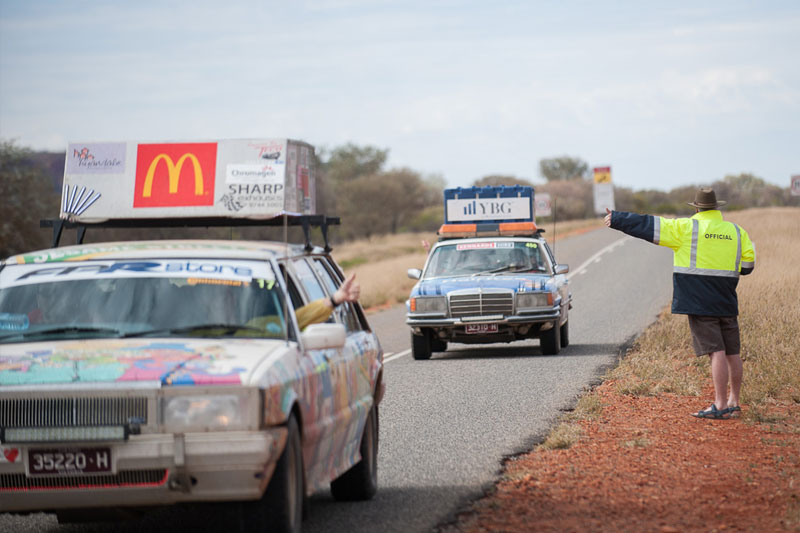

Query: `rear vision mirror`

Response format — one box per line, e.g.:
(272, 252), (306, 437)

(407, 268), (422, 280)
(302, 323), (346, 350)
(555, 264), (569, 275)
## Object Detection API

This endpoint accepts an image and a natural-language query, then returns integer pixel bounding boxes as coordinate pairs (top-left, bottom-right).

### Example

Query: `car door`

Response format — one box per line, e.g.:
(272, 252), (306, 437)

(277, 261), (340, 491)
(543, 241), (570, 322)
(289, 257), (352, 486)
(310, 256), (381, 475)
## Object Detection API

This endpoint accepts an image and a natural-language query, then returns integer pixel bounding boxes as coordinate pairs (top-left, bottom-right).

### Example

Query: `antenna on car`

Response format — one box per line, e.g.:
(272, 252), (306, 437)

(552, 195), (557, 255)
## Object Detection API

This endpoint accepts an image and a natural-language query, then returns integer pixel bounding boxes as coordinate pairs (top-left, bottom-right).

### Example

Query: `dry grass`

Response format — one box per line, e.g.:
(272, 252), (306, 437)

(331, 232), (436, 309)
(727, 208), (800, 410)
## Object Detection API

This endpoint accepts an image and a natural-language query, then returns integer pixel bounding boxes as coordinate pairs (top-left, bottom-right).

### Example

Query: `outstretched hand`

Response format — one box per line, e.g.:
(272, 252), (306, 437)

(604, 208), (613, 228)
(333, 273), (360, 306)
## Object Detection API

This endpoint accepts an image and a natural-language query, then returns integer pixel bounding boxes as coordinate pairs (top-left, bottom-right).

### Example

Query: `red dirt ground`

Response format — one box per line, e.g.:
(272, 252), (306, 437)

(451, 381), (800, 532)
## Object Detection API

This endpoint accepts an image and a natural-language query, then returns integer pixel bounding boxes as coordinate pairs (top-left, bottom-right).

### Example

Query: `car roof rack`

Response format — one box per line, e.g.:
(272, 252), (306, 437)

(40, 215), (341, 252)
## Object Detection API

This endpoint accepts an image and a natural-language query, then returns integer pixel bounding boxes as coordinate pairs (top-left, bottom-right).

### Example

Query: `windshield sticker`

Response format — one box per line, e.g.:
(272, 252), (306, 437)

(12, 242), (268, 264)
(187, 278), (246, 287)
(2, 260), (274, 288)
(0, 313), (30, 331)
(456, 242), (494, 251)
(455, 242), (514, 251)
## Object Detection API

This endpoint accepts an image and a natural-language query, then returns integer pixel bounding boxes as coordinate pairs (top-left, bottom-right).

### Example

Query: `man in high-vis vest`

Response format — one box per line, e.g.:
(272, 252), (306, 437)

(604, 187), (756, 420)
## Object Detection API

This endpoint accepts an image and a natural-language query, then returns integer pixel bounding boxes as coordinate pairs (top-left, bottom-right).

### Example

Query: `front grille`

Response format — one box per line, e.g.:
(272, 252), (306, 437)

(450, 292), (513, 318)
(0, 397), (148, 428)
(0, 469), (168, 491)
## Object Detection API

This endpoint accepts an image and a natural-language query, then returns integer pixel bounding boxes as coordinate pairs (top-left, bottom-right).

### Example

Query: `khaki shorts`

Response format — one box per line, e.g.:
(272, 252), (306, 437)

(687, 315), (740, 356)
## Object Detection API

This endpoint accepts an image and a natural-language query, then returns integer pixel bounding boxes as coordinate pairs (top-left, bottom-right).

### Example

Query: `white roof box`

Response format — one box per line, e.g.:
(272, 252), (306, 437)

(61, 139), (315, 222)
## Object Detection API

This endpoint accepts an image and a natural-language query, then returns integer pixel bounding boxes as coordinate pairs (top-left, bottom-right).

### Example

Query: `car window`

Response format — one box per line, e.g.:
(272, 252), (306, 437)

(543, 242), (558, 269)
(292, 258), (326, 301)
(0, 259), (294, 342)
(312, 257), (363, 333)
(312, 258), (338, 293)
(278, 265), (302, 308)
(425, 241), (550, 277)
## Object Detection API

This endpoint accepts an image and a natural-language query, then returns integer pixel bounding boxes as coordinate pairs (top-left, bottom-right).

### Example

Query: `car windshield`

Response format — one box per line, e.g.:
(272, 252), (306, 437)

(0, 259), (290, 343)
(424, 241), (551, 278)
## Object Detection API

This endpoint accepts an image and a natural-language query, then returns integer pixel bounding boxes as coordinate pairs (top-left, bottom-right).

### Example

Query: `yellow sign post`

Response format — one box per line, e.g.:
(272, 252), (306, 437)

(593, 166), (612, 184)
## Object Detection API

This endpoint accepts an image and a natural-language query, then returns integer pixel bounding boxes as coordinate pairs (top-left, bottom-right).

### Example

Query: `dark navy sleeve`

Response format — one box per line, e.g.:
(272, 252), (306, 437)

(610, 211), (657, 243)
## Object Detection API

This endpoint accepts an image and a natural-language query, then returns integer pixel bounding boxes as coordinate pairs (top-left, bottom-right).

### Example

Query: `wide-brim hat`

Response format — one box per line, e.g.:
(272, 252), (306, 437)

(688, 187), (727, 209)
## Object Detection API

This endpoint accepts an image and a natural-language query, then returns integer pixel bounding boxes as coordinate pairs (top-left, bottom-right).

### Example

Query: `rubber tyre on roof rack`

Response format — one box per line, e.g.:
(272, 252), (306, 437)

(411, 331), (433, 360)
(539, 320), (561, 355)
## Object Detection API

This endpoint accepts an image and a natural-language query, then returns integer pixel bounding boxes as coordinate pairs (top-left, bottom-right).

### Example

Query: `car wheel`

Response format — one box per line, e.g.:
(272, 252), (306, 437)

(560, 319), (569, 348)
(411, 331), (432, 360)
(240, 415), (303, 533)
(331, 404), (379, 501)
(431, 337), (447, 352)
(540, 320), (561, 355)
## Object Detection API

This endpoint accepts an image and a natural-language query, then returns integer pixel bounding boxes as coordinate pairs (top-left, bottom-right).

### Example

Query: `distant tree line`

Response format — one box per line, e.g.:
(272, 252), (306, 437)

(473, 155), (799, 222)
(1, 141), (797, 257)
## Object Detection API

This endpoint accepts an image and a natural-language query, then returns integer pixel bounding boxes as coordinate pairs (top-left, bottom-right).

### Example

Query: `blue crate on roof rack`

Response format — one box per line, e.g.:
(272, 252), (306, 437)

(443, 185), (534, 225)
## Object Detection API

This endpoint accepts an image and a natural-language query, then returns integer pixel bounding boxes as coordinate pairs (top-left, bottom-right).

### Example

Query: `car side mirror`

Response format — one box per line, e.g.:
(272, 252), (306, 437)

(302, 323), (346, 350)
(407, 268), (422, 280)
(555, 264), (569, 275)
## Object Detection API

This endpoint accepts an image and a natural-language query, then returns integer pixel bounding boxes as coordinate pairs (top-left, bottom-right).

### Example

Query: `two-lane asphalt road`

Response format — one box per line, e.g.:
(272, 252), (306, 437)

(302, 227), (673, 533)
(0, 227), (674, 533)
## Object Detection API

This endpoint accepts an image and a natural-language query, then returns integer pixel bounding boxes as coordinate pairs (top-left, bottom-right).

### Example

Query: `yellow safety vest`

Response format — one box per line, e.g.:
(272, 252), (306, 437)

(610, 209), (755, 316)
(656, 210), (755, 277)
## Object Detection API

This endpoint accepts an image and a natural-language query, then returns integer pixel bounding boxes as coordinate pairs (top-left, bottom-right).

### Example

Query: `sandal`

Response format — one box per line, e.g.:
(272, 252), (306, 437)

(692, 404), (730, 419)
(725, 406), (742, 418)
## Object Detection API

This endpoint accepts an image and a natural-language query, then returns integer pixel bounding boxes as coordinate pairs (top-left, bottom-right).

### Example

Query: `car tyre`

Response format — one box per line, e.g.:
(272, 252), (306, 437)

(331, 404), (379, 501)
(540, 320), (561, 355)
(431, 337), (448, 352)
(240, 415), (303, 533)
(560, 319), (569, 348)
(411, 331), (432, 360)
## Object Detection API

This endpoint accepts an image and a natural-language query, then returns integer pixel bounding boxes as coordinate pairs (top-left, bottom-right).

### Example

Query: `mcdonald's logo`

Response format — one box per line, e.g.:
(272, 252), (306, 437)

(134, 143), (217, 207)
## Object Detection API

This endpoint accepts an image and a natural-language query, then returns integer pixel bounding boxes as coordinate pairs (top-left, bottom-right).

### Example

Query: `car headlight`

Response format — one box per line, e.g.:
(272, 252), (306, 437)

(410, 296), (447, 314)
(163, 393), (253, 431)
(516, 292), (553, 309)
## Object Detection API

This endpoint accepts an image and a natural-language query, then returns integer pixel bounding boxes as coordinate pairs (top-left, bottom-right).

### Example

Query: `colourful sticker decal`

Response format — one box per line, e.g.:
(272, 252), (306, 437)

(456, 242), (496, 251)
(9, 241), (277, 265)
(1, 448), (21, 463)
(2, 260), (273, 288)
(0, 340), (271, 386)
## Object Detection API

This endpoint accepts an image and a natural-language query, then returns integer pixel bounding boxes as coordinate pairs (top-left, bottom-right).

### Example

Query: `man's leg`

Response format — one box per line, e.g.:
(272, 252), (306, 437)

(726, 353), (743, 407)
(709, 350), (729, 411)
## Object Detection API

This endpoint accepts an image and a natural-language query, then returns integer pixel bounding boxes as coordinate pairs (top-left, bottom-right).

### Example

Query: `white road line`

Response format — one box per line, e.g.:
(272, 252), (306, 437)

(566, 236), (630, 280)
(384, 349), (411, 364)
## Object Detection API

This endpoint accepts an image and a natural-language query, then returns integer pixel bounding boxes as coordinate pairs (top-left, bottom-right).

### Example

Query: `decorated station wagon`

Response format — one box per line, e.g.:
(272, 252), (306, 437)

(406, 186), (571, 359)
(0, 139), (383, 533)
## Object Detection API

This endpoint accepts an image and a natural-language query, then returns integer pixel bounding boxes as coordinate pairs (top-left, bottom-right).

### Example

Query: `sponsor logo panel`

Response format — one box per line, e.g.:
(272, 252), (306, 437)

(133, 143), (217, 207)
(66, 143), (126, 174)
(447, 198), (531, 222)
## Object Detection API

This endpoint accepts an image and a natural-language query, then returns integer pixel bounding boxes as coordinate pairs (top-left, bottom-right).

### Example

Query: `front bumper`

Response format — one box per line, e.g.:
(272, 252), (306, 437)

(2, 427), (287, 512)
(406, 307), (561, 328)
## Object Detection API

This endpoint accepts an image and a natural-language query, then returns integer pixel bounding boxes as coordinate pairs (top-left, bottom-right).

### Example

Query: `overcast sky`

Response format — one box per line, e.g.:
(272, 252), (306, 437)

(1, 0), (798, 191)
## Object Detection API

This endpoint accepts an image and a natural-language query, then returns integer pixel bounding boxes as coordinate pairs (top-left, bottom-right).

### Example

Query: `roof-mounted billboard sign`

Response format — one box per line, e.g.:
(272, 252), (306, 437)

(61, 139), (315, 222)
(443, 185), (534, 224)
